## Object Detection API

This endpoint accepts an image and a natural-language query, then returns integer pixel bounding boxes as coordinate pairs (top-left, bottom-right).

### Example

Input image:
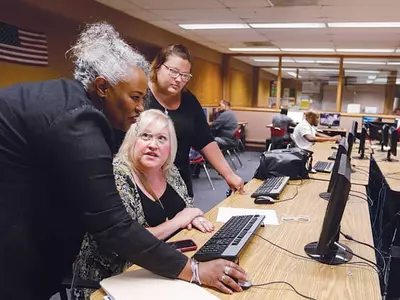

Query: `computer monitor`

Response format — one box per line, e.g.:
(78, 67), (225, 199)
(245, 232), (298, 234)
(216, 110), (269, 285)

(378, 124), (391, 152)
(383, 126), (399, 162)
(319, 137), (348, 201)
(319, 113), (341, 128)
(305, 153), (353, 265)
(353, 126), (368, 160)
(287, 111), (304, 124)
(347, 121), (358, 157)
(367, 121), (396, 141)
(362, 116), (376, 127)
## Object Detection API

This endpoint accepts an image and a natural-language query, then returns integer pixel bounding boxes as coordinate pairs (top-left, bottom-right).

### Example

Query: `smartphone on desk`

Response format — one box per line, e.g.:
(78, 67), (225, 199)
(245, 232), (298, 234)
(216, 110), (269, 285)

(166, 239), (198, 252)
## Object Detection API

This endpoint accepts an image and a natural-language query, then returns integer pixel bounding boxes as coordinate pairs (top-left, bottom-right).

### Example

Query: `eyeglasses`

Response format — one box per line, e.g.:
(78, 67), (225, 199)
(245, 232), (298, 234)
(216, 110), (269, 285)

(163, 64), (192, 82)
(281, 215), (311, 223)
(138, 132), (169, 146)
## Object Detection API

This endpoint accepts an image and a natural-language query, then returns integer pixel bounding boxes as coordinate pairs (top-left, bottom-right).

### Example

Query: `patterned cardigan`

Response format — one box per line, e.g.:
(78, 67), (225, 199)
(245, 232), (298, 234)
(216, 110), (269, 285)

(75, 156), (193, 290)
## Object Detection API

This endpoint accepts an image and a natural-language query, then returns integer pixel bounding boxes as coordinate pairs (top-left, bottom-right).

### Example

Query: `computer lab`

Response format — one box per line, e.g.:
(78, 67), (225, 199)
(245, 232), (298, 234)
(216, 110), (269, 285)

(2, 1), (400, 300)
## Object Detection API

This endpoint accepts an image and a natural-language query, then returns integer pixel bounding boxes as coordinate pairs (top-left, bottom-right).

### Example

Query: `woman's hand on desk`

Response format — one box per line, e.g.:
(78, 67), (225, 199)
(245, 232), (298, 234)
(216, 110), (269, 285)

(225, 172), (245, 194)
(173, 208), (204, 229)
(191, 216), (214, 233)
(199, 259), (247, 294)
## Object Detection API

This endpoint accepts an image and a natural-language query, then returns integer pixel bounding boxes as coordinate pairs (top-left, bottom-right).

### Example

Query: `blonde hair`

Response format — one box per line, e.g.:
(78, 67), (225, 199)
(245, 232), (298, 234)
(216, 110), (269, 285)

(116, 109), (177, 174)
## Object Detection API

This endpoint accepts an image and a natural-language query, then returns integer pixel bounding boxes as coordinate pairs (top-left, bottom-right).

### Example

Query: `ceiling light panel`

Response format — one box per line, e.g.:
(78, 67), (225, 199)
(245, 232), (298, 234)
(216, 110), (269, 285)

(328, 22), (400, 28)
(250, 23), (326, 28)
(179, 24), (250, 29)
(229, 47), (281, 52)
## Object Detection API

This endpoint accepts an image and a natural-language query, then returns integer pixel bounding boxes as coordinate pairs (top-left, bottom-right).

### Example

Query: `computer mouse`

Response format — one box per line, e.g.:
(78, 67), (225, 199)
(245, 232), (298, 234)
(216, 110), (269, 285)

(254, 195), (275, 204)
(238, 280), (252, 290)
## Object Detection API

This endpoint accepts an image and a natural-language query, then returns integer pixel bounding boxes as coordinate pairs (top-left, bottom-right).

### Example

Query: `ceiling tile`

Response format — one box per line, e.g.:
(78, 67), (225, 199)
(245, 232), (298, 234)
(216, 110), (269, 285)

(217, 0), (272, 8)
(125, 9), (162, 21)
(273, 41), (335, 48)
(321, 6), (400, 22)
(126, 0), (224, 9)
(149, 8), (240, 22)
(95, 0), (137, 10)
(231, 6), (323, 22)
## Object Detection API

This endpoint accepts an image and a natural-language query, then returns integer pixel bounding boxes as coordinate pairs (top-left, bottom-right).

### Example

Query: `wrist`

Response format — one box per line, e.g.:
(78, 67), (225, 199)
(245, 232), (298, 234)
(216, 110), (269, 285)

(177, 258), (192, 282)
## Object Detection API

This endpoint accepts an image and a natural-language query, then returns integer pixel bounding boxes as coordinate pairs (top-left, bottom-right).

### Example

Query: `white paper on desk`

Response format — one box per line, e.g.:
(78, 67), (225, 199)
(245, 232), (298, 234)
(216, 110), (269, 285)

(217, 207), (279, 225)
(100, 269), (219, 300)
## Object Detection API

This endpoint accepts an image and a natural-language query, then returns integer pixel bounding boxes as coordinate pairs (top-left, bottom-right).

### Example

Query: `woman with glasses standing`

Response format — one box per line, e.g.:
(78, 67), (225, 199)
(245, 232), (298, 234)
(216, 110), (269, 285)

(148, 44), (244, 197)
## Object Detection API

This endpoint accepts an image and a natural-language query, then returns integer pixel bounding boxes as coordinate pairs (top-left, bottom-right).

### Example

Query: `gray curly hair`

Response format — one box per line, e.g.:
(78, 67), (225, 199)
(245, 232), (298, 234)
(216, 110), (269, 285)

(67, 22), (149, 90)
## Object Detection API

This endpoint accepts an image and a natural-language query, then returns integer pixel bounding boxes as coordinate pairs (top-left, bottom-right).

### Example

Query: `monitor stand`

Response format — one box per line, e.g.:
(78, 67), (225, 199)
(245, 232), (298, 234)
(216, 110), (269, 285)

(304, 242), (353, 265)
(319, 192), (330, 201)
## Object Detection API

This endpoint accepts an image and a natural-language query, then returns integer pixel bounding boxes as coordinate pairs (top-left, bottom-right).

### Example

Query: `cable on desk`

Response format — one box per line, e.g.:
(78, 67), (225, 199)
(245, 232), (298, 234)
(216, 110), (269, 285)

(254, 234), (382, 276)
(340, 232), (386, 284)
(288, 179), (303, 186)
(276, 186), (299, 203)
(349, 193), (372, 205)
(251, 281), (317, 300)
(350, 190), (374, 204)
(333, 242), (383, 277)
(254, 234), (314, 262)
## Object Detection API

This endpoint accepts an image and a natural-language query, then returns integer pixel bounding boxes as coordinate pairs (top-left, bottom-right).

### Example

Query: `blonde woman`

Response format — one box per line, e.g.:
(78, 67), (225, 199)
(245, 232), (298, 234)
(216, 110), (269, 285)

(75, 109), (216, 299)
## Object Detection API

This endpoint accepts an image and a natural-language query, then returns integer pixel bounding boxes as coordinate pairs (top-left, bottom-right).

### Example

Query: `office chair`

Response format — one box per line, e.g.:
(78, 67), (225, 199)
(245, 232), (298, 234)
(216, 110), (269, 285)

(189, 152), (215, 190)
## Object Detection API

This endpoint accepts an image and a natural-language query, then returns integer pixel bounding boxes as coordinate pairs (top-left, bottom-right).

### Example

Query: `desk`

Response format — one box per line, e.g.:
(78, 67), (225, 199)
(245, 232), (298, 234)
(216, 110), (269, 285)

(317, 127), (347, 137)
(368, 150), (400, 297)
(92, 178), (380, 299)
(309, 142), (370, 186)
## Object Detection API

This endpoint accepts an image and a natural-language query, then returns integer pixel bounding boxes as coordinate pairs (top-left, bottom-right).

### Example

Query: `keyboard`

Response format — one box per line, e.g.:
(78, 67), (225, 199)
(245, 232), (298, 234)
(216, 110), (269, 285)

(314, 161), (333, 173)
(328, 151), (337, 161)
(193, 215), (265, 262)
(250, 176), (290, 199)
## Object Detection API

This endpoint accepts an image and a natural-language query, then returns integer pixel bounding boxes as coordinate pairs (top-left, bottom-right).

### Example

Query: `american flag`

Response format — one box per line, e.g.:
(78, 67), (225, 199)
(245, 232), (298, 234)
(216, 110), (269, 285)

(0, 22), (48, 66)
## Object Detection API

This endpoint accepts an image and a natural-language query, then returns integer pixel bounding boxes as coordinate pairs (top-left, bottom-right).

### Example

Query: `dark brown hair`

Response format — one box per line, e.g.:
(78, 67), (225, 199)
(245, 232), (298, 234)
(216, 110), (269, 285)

(150, 44), (192, 82)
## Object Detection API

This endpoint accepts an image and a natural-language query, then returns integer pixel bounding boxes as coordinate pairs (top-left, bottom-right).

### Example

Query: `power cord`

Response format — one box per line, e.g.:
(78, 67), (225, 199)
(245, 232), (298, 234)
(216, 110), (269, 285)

(349, 193), (372, 205)
(254, 234), (382, 276)
(340, 231), (386, 284)
(333, 242), (383, 277)
(276, 186), (299, 203)
(251, 281), (316, 300)
(288, 178), (304, 186)
(308, 177), (330, 183)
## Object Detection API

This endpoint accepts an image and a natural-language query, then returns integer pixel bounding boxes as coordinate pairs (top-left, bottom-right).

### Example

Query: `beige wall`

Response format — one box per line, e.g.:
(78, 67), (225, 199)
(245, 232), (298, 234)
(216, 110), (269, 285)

(310, 84), (386, 113)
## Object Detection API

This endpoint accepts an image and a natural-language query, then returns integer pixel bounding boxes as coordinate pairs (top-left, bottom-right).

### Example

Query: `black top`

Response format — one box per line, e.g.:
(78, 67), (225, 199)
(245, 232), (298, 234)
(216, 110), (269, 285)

(0, 79), (187, 299)
(138, 184), (186, 227)
(149, 90), (214, 196)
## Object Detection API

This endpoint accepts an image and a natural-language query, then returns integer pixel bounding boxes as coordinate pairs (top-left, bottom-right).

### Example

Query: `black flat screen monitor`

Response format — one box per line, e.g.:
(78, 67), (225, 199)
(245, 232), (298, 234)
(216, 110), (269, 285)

(353, 126), (367, 160)
(305, 153), (353, 265)
(347, 120), (357, 157)
(320, 113), (341, 127)
(384, 126), (399, 162)
(319, 137), (348, 201)
(368, 121), (396, 141)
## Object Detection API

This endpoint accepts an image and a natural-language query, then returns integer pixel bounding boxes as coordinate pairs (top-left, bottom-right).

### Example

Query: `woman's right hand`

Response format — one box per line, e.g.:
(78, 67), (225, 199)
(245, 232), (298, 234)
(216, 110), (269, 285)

(173, 208), (203, 229)
(198, 259), (248, 294)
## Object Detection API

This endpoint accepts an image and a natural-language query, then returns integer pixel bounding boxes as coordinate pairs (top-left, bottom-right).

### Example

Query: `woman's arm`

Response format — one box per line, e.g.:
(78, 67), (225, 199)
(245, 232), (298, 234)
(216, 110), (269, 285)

(146, 219), (181, 240)
(201, 142), (244, 193)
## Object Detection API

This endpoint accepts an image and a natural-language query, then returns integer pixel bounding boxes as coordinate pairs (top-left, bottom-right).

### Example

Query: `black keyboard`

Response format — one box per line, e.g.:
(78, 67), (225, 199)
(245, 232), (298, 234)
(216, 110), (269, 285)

(314, 161), (334, 173)
(193, 215), (265, 262)
(250, 176), (290, 199)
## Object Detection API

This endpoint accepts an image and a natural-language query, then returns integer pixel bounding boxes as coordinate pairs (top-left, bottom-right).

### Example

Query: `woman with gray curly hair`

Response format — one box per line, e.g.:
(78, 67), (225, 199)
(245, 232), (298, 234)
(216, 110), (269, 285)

(0, 22), (247, 299)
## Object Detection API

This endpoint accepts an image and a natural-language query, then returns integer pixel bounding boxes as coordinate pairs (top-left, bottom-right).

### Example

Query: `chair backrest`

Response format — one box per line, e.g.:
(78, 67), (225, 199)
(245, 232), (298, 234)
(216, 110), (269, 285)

(234, 128), (241, 139)
(271, 127), (286, 137)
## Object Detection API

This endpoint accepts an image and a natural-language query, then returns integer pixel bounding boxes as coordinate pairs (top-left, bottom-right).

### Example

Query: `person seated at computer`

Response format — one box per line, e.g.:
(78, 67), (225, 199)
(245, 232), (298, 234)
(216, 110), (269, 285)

(271, 108), (297, 149)
(210, 100), (239, 148)
(292, 111), (341, 150)
(74, 109), (214, 299)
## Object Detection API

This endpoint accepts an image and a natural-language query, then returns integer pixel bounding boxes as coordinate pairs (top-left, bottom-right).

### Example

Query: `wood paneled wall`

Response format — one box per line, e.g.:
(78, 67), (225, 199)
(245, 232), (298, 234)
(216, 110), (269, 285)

(187, 57), (222, 106)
